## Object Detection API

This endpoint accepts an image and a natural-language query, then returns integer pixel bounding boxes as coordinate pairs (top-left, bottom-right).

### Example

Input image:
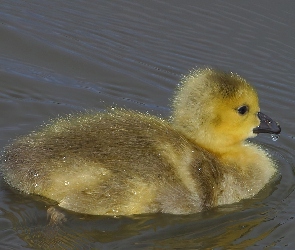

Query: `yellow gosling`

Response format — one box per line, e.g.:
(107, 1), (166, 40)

(1, 68), (281, 215)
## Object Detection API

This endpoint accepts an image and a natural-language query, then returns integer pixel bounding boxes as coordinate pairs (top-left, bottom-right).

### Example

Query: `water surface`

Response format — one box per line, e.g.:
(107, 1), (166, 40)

(0, 0), (294, 249)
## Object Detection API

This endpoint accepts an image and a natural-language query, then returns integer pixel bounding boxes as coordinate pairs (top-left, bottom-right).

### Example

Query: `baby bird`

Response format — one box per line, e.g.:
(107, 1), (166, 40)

(1, 68), (281, 215)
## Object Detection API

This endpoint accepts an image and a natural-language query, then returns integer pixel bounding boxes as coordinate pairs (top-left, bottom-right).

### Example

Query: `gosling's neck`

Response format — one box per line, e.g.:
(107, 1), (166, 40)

(172, 122), (254, 165)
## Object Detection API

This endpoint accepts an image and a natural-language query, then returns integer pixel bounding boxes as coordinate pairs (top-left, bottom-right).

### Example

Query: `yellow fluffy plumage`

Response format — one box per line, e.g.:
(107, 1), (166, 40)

(1, 68), (281, 215)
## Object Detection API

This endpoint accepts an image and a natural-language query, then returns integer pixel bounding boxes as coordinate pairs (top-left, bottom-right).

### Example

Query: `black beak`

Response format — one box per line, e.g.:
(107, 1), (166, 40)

(253, 112), (281, 134)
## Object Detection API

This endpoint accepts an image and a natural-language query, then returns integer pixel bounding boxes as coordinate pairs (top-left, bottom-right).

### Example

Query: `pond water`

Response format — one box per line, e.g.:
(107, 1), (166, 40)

(0, 0), (294, 249)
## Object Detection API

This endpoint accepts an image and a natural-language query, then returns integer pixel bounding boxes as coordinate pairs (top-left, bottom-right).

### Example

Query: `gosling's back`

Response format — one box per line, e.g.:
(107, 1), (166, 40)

(2, 110), (223, 215)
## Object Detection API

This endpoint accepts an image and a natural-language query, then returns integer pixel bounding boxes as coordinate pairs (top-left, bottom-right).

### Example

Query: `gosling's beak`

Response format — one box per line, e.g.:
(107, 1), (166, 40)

(253, 112), (281, 134)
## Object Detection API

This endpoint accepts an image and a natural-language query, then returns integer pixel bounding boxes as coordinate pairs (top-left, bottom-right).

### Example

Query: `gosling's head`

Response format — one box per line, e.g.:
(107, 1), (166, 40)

(171, 68), (280, 152)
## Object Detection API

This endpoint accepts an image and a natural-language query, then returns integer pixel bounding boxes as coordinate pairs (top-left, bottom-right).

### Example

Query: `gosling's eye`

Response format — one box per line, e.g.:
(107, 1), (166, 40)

(237, 105), (249, 115)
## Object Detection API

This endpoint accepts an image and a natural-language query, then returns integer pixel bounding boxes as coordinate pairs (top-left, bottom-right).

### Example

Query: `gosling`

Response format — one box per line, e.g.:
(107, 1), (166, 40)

(1, 68), (281, 215)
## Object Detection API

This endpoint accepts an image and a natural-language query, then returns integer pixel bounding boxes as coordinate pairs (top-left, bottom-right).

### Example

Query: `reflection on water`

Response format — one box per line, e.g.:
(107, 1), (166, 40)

(1, 0), (295, 249)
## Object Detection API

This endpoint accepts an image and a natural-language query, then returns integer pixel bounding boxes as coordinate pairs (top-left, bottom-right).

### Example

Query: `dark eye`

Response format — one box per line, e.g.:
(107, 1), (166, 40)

(237, 105), (249, 115)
